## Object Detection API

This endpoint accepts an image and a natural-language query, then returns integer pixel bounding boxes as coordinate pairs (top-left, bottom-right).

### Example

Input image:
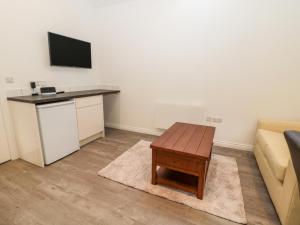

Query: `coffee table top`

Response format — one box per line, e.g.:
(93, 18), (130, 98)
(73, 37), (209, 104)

(150, 122), (215, 159)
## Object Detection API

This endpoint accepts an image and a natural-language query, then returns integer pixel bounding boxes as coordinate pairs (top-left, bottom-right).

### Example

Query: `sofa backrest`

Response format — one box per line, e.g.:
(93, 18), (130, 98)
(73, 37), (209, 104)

(284, 130), (300, 194)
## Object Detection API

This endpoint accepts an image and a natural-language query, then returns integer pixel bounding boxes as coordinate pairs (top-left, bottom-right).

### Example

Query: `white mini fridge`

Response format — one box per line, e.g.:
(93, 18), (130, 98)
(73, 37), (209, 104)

(37, 100), (80, 165)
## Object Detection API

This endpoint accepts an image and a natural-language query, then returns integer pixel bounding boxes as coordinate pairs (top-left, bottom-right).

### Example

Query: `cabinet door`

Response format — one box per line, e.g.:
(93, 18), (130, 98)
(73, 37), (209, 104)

(77, 104), (104, 141)
(0, 107), (10, 164)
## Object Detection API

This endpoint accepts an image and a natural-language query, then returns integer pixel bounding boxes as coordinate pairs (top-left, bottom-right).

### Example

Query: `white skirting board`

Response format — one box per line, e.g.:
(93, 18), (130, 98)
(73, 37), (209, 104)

(105, 122), (253, 151)
(213, 140), (253, 151)
(105, 122), (163, 136)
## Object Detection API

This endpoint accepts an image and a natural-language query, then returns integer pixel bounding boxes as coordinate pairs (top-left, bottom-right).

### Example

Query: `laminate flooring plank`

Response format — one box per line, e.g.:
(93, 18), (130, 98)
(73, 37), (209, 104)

(0, 128), (280, 225)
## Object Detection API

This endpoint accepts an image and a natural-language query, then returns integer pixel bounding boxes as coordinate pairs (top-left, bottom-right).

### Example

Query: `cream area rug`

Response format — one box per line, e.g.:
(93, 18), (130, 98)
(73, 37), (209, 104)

(98, 140), (247, 224)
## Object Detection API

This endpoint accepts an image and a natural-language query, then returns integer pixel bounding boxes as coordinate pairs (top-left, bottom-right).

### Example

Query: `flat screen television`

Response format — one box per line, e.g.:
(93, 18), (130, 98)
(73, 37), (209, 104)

(48, 32), (92, 68)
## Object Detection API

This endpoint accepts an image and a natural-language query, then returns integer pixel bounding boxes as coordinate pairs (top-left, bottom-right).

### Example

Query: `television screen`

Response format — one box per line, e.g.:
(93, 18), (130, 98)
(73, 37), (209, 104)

(48, 32), (92, 68)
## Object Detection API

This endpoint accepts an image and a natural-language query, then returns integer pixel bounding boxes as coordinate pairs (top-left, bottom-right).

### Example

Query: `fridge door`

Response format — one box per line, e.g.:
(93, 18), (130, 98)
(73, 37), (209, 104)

(37, 100), (80, 165)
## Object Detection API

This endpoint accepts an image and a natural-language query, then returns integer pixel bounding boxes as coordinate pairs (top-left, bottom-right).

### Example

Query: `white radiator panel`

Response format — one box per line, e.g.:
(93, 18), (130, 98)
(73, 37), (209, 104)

(154, 101), (204, 129)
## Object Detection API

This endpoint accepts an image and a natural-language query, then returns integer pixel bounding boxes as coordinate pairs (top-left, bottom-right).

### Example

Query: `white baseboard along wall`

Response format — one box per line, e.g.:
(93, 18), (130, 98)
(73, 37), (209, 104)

(105, 122), (253, 152)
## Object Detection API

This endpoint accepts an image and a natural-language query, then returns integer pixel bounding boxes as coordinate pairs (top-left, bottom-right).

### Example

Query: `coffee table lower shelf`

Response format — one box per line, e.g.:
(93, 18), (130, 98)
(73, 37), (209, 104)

(156, 167), (198, 194)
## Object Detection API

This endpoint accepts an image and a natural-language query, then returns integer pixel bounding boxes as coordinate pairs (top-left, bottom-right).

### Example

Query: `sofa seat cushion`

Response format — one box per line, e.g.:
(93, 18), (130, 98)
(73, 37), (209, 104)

(257, 129), (290, 182)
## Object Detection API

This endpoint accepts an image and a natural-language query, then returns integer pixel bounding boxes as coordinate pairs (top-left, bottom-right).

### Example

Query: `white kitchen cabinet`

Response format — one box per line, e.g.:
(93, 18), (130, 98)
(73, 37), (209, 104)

(0, 106), (10, 164)
(9, 102), (44, 167)
(75, 96), (104, 145)
(8, 89), (119, 167)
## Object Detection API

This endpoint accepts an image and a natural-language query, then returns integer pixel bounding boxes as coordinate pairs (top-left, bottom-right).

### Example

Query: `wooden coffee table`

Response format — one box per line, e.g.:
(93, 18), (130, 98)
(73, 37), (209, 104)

(150, 122), (215, 199)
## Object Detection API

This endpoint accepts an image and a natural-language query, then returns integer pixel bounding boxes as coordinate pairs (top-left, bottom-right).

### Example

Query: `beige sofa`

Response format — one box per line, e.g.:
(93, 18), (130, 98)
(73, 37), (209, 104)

(254, 120), (300, 225)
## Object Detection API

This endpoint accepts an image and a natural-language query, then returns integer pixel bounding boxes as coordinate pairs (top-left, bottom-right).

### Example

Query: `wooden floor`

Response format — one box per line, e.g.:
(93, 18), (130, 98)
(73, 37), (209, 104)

(0, 128), (280, 225)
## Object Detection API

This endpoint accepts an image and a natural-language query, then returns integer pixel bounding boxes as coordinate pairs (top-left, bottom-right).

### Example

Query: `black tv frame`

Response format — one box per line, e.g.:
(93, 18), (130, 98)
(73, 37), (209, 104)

(48, 32), (92, 69)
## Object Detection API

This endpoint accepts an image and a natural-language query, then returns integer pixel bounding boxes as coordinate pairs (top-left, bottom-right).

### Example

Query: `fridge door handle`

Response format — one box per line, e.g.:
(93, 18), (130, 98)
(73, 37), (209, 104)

(36, 100), (75, 109)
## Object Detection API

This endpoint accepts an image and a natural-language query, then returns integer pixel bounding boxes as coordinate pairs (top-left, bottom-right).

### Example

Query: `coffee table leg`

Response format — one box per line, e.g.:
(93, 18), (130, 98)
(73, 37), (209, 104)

(151, 149), (157, 185)
(197, 163), (205, 199)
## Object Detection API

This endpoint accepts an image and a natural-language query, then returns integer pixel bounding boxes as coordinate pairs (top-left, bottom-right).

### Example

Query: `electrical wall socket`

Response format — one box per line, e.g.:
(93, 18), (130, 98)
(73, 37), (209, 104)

(206, 116), (223, 123)
(214, 118), (223, 123)
(206, 117), (212, 122)
(5, 76), (14, 84)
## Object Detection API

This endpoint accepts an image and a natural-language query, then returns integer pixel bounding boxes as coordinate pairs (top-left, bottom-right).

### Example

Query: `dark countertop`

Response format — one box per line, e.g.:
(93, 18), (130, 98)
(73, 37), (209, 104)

(7, 89), (120, 104)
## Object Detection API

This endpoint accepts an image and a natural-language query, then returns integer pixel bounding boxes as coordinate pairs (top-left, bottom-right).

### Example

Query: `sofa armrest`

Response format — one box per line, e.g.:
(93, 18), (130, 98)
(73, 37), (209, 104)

(257, 120), (300, 133)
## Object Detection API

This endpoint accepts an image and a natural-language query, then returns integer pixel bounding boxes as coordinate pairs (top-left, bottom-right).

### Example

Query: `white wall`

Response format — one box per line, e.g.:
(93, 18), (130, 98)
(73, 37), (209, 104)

(0, 0), (103, 158)
(0, 0), (102, 90)
(1, 0), (299, 153)
(95, 0), (300, 148)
